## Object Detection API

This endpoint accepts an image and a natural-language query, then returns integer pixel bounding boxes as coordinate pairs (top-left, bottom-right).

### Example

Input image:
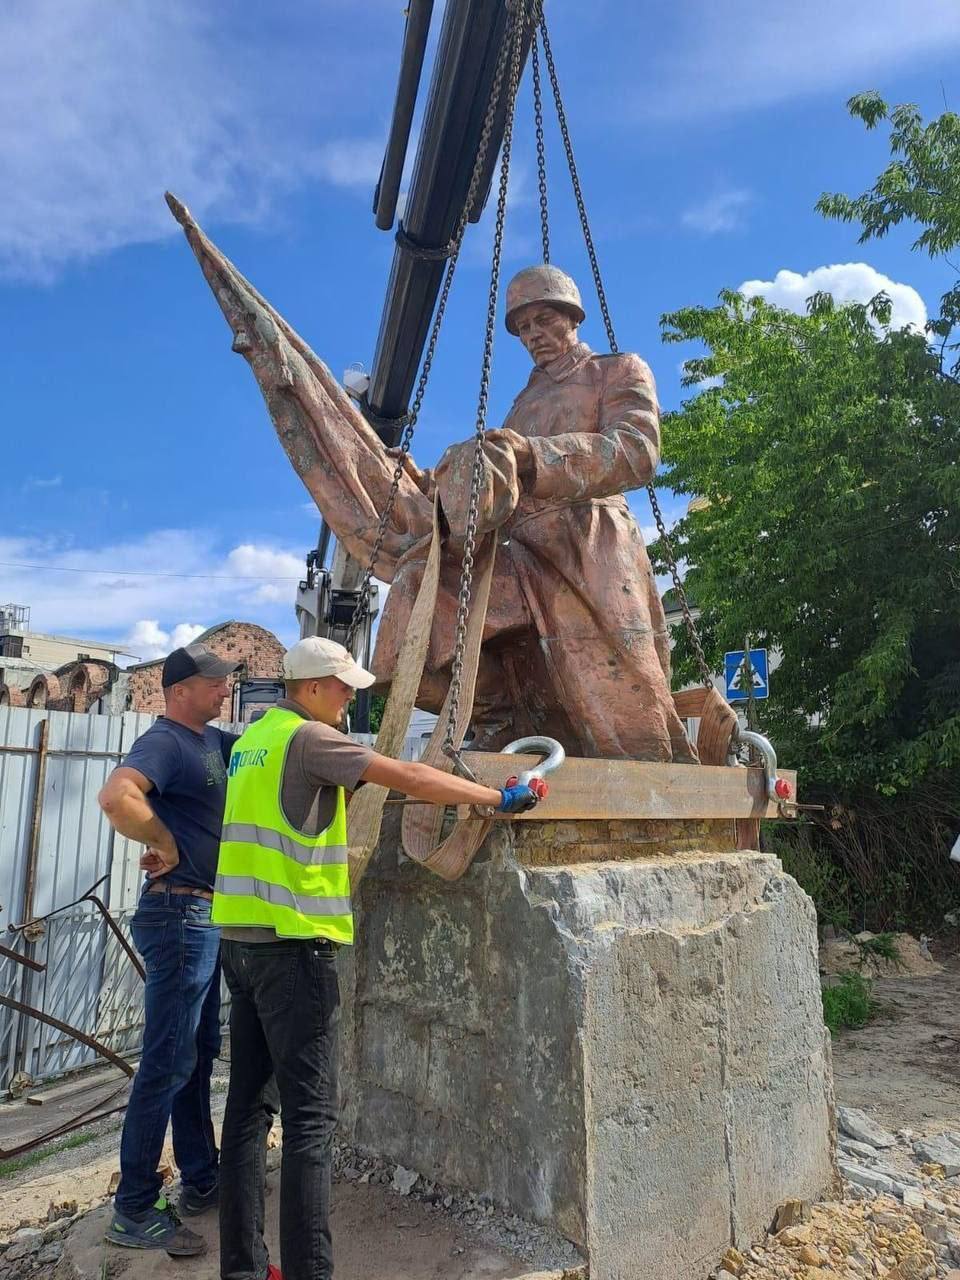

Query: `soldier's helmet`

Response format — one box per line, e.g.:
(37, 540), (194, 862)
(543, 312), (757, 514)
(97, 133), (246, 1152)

(504, 265), (585, 335)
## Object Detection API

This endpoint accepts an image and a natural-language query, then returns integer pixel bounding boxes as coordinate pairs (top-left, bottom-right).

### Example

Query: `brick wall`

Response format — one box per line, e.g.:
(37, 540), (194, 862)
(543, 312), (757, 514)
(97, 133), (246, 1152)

(125, 621), (284, 715)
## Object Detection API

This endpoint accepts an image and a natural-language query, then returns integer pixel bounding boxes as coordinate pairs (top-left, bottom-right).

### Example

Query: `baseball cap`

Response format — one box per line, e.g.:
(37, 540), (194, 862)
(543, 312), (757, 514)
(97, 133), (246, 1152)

(162, 643), (241, 688)
(283, 637), (376, 689)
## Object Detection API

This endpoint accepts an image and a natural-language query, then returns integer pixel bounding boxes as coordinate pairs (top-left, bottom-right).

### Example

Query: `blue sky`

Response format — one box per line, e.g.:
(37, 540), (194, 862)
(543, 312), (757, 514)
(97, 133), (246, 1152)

(1, 0), (958, 659)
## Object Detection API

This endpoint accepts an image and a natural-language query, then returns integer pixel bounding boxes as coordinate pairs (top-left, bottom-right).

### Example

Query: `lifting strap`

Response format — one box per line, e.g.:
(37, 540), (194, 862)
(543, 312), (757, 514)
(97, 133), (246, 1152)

(346, 498), (498, 885)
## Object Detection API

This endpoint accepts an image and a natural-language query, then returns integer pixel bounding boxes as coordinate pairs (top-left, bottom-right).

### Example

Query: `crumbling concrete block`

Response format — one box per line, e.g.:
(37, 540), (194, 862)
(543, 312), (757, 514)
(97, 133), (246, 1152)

(338, 816), (836, 1280)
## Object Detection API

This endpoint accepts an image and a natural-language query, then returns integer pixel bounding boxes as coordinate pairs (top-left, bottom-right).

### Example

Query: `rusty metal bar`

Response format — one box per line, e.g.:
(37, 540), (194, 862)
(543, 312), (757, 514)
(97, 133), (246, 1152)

(13, 719), (49, 1077)
(21, 718), (48, 926)
(0, 943), (45, 973)
(0, 744), (122, 759)
(9, 873), (110, 935)
(85, 896), (145, 981)
(0, 994), (135, 1079)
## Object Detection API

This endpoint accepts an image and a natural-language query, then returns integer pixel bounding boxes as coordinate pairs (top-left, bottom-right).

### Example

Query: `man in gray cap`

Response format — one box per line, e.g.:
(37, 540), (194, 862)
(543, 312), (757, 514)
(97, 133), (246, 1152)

(98, 642), (242, 1256)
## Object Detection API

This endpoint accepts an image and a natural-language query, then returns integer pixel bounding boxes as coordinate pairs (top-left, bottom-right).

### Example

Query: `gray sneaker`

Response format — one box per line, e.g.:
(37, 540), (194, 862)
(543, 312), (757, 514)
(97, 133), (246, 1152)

(104, 1195), (206, 1256)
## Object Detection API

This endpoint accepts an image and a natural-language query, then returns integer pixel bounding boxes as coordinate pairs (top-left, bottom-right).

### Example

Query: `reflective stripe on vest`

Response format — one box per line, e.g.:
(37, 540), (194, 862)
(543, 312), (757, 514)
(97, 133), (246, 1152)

(212, 707), (354, 944)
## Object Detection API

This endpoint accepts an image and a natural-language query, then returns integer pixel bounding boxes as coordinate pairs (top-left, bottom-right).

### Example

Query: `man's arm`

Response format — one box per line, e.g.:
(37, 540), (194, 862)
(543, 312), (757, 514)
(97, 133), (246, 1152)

(360, 755), (529, 812)
(98, 768), (179, 877)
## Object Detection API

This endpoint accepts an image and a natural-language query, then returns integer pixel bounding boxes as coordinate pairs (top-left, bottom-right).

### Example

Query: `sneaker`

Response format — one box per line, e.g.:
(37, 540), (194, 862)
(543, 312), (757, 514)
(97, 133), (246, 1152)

(104, 1196), (206, 1256)
(178, 1180), (219, 1216)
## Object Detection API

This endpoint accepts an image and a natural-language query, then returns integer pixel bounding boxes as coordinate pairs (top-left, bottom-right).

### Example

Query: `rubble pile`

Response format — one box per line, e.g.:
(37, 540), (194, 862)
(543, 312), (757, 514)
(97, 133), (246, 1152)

(330, 1140), (585, 1274)
(713, 1109), (960, 1280)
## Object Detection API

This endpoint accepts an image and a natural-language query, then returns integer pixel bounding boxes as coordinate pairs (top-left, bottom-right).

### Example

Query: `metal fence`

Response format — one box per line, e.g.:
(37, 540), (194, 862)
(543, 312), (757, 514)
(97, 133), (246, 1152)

(0, 706), (427, 1094)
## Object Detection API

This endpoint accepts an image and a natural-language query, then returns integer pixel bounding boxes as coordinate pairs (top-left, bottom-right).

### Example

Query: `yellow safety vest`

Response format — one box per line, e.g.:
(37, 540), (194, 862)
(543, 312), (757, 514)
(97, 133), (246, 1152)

(212, 707), (353, 944)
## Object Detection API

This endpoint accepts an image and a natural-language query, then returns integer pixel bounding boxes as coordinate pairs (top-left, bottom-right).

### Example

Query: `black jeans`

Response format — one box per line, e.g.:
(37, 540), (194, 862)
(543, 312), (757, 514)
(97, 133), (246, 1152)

(219, 939), (340, 1280)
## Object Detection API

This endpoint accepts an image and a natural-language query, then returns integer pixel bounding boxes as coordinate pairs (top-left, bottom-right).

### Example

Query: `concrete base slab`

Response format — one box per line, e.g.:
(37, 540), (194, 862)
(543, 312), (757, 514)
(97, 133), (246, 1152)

(52, 1179), (559, 1280)
(339, 816), (837, 1280)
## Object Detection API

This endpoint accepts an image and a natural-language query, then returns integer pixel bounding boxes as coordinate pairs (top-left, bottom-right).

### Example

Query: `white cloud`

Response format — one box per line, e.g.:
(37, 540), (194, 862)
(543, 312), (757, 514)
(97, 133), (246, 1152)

(0, 0), (388, 281)
(682, 190), (751, 235)
(0, 529), (305, 657)
(310, 139), (384, 189)
(22, 475), (63, 492)
(227, 545), (306, 604)
(126, 620), (206, 661)
(739, 263), (927, 332)
(627, 0), (960, 119)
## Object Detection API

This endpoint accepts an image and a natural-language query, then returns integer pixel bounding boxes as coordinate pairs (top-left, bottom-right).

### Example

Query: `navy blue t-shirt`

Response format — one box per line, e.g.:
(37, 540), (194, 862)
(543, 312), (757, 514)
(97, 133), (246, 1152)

(122, 718), (239, 892)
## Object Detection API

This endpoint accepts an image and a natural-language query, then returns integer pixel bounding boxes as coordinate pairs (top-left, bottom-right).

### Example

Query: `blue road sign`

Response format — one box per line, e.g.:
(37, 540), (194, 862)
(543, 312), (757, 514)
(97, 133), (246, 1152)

(724, 648), (769, 702)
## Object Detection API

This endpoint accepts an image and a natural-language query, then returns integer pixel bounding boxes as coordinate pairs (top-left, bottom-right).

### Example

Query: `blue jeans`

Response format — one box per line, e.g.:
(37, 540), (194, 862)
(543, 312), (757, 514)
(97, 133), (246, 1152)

(114, 890), (222, 1216)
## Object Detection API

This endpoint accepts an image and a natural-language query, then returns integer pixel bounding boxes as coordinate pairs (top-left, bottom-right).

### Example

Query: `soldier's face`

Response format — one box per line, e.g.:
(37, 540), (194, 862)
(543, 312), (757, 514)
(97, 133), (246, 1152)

(513, 304), (578, 368)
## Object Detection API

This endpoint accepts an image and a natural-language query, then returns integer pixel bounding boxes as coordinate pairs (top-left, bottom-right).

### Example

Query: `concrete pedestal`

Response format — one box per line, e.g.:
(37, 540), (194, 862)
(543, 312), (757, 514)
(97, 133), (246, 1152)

(338, 816), (836, 1280)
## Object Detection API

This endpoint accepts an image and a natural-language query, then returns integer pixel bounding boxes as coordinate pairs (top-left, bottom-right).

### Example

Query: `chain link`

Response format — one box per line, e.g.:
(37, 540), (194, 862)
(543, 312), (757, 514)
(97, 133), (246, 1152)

(444, 1), (530, 752)
(531, 28), (549, 263)
(537, 11), (713, 689)
(346, 2), (526, 654)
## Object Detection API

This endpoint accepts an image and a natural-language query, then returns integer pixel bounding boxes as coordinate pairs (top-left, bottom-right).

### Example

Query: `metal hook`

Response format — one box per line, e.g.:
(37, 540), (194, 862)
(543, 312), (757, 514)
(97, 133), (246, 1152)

(737, 729), (792, 804)
(501, 735), (566, 787)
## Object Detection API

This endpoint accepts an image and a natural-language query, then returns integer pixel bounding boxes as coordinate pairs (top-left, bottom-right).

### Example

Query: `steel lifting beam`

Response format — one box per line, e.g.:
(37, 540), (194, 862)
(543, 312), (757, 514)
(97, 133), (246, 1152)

(364, 0), (532, 438)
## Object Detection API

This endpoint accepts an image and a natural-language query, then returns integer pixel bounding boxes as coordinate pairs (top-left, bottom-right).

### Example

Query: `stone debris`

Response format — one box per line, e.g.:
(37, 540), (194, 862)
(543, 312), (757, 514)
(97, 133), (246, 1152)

(707, 1121), (960, 1280)
(390, 1165), (418, 1196)
(329, 1140), (584, 1274)
(839, 1106), (899, 1149)
(915, 1137), (960, 1179)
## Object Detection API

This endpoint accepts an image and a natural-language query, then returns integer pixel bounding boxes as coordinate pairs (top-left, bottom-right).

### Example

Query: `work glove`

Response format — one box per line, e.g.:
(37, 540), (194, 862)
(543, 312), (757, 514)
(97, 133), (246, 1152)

(497, 784), (541, 814)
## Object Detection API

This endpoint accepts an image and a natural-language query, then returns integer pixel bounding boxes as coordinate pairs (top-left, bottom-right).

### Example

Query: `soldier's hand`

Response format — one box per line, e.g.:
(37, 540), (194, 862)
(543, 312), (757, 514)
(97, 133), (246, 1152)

(386, 448), (432, 494)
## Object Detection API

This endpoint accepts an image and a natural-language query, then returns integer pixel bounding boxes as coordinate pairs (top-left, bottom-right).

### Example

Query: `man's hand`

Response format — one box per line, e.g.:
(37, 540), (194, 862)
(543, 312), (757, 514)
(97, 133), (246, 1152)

(496, 784), (541, 814)
(139, 840), (179, 879)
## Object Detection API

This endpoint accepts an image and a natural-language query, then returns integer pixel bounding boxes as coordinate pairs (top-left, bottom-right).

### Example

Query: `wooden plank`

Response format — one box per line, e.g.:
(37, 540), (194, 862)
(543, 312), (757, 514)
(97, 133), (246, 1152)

(460, 753), (796, 822)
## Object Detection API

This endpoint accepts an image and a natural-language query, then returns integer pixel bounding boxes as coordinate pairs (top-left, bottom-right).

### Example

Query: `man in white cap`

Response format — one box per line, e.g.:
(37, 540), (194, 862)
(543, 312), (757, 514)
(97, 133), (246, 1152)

(214, 636), (538, 1280)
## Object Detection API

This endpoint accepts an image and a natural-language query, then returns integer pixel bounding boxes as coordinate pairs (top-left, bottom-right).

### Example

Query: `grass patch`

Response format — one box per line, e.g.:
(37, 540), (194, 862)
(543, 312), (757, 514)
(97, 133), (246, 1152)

(0, 1129), (96, 1180)
(822, 971), (878, 1035)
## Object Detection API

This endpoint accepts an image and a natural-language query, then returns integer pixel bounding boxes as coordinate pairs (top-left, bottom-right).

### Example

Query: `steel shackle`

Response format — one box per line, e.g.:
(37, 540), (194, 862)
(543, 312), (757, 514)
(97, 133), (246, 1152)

(502, 736), (566, 787)
(737, 729), (792, 803)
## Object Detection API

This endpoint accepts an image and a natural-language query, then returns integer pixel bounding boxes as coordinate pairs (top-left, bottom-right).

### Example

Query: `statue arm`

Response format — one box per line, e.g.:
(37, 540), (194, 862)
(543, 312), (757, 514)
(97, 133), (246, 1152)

(516, 353), (661, 501)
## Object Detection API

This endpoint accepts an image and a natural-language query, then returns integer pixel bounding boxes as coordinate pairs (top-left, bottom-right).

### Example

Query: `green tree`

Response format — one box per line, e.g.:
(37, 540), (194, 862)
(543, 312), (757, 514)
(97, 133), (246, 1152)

(658, 290), (959, 797)
(653, 93), (960, 924)
(816, 91), (960, 374)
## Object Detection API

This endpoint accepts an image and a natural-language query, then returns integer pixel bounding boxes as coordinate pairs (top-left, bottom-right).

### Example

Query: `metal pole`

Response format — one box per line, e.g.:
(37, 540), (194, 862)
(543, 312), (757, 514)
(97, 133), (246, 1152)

(13, 718), (49, 1079)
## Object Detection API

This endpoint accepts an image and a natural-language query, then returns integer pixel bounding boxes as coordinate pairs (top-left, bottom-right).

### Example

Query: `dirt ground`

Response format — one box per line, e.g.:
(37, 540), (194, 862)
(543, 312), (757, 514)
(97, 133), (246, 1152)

(60, 1186), (543, 1280)
(3, 950), (960, 1278)
(829, 950), (960, 1134)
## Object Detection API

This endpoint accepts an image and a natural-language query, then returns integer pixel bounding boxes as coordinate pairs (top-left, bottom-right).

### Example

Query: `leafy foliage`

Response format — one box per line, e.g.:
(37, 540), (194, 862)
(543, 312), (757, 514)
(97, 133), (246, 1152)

(817, 91), (960, 373)
(821, 972), (878, 1036)
(657, 289), (959, 799)
(654, 91), (960, 927)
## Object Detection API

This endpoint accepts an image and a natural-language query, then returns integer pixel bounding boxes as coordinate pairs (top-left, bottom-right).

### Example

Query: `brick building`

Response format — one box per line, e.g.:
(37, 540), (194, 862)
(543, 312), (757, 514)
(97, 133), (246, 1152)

(0, 621), (284, 716)
(124, 621), (284, 715)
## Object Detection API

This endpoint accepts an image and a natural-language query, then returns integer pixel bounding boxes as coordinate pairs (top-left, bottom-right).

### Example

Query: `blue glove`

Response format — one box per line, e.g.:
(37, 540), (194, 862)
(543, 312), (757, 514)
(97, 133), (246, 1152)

(497, 784), (540, 814)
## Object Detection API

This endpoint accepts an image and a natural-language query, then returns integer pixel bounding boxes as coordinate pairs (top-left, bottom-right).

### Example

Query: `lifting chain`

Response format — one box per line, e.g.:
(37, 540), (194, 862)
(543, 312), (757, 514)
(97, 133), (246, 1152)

(346, 0), (527, 654)
(537, 10), (714, 690)
(443, 0), (531, 754)
(530, 26), (550, 264)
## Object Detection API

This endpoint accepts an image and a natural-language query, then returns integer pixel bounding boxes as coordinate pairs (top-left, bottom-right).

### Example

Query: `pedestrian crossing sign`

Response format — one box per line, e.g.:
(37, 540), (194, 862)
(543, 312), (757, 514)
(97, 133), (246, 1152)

(724, 648), (769, 702)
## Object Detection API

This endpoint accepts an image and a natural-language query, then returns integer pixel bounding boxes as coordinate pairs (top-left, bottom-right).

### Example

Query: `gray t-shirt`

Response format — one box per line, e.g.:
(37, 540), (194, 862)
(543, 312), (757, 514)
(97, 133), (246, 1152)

(221, 698), (375, 943)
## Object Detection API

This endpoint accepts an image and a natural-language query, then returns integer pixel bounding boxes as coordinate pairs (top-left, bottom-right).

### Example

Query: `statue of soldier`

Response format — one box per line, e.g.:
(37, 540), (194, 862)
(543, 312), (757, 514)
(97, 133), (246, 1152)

(167, 197), (696, 762)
